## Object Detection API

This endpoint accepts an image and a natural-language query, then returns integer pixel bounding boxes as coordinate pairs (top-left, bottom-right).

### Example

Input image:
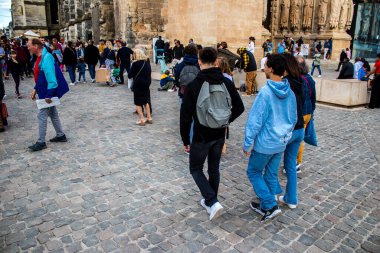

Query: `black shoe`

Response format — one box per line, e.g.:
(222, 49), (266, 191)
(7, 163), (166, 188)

(0, 128), (5, 132)
(261, 205), (282, 222)
(250, 202), (265, 216)
(49, 135), (67, 142)
(28, 142), (47, 151)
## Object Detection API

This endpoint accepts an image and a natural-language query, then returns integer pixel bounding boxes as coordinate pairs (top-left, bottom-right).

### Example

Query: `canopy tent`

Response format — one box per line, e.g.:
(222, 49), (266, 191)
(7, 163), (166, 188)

(23, 30), (40, 38)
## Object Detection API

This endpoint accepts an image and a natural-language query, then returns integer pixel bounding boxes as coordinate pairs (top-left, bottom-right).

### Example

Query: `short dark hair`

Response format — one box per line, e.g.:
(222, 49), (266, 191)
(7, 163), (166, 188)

(183, 45), (197, 56)
(220, 41), (227, 49)
(31, 38), (43, 49)
(199, 47), (217, 64)
(266, 54), (286, 76)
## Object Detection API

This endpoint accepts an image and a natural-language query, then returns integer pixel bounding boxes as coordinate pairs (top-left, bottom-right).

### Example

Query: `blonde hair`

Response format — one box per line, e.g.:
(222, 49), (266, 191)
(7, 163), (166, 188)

(106, 40), (113, 50)
(133, 48), (149, 61)
(216, 57), (232, 76)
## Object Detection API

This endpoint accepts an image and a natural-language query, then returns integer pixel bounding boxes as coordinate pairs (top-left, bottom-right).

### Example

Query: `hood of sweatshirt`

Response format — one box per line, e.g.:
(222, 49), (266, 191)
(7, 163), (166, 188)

(237, 47), (247, 55)
(267, 78), (291, 99)
(196, 67), (225, 84)
(183, 54), (198, 65)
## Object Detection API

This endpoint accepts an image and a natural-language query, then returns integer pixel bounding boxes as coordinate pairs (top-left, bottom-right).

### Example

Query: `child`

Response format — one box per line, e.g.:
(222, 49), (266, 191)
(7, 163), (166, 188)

(110, 63), (120, 86)
(77, 57), (86, 83)
(7, 50), (22, 98)
(158, 70), (174, 91)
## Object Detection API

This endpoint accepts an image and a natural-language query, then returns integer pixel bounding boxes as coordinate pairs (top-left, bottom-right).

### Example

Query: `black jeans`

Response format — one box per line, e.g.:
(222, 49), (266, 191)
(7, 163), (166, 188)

(369, 75), (380, 108)
(11, 73), (20, 95)
(190, 138), (225, 207)
(119, 61), (130, 84)
(336, 61), (343, 71)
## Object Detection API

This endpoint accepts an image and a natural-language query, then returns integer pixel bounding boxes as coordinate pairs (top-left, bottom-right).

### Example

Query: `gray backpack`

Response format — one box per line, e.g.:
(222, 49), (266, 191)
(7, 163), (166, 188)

(196, 82), (232, 128)
(179, 65), (199, 95)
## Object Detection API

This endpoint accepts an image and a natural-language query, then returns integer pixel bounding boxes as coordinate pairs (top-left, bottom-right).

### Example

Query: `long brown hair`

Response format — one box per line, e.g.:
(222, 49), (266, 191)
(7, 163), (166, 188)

(282, 53), (300, 79)
(216, 57), (232, 76)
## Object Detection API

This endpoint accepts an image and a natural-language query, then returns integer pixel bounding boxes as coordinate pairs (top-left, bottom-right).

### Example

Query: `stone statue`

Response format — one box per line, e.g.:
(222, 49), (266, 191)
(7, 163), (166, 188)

(280, 0), (290, 30)
(345, 0), (354, 29)
(338, 0), (348, 31)
(329, 0), (342, 30)
(318, 0), (329, 30)
(290, 0), (301, 31)
(302, 0), (313, 31)
(262, 0), (267, 22)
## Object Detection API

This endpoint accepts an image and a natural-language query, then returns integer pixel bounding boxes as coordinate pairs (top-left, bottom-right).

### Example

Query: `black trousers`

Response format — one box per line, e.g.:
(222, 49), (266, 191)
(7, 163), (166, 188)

(11, 73), (20, 95)
(119, 61), (130, 84)
(336, 61), (344, 71)
(369, 75), (380, 108)
(189, 138), (225, 207)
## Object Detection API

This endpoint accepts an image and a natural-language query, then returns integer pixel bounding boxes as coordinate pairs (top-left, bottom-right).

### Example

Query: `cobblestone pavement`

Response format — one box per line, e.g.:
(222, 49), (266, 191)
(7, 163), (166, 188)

(1, 68), (380, 253)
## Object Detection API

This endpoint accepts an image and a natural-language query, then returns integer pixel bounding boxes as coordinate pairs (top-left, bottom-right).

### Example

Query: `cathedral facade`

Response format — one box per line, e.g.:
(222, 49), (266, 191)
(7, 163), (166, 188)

(10, 1), (373, 59)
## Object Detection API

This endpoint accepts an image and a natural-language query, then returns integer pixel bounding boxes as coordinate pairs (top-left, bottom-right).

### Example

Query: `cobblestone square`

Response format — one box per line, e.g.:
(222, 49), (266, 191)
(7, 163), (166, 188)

(0, 70), (380, 253)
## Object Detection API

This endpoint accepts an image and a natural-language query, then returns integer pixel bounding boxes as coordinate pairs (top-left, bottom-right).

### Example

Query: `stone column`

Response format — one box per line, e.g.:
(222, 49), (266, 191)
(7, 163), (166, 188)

(91, 3), (100, 44)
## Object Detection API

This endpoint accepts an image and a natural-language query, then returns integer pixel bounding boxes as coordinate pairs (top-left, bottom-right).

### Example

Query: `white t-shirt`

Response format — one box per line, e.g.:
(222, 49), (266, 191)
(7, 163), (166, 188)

(248, 41), (255, 54)
(260, 57), (267, 70)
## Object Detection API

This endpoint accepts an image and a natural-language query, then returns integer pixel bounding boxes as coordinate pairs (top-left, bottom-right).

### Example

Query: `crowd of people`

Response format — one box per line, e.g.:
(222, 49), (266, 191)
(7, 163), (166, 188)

(1, 33), (380, 224)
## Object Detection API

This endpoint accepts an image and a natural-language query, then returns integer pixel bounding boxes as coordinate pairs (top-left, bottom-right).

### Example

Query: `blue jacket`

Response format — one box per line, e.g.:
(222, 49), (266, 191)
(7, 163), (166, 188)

(160, 74), (174, 87)
(301, 74), (316, 115)
(35, 48), (69, 99)
(244, 79), (297, 154)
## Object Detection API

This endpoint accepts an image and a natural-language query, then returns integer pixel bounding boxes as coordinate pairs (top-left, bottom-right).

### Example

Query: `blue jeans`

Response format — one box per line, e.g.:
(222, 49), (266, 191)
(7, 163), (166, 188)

(311, 64), (321, 76)
(78, 72), (86, 82)
(247, 150), (282, 211)
(67, 65), (76, 83)
(88, 64), (96, 80)
(280, 128), (305, 205)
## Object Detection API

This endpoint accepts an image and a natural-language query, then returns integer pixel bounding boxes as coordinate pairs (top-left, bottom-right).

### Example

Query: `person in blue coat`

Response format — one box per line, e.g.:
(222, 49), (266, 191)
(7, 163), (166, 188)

(28, 38), (68, 151)
(243, 54), (297, 222)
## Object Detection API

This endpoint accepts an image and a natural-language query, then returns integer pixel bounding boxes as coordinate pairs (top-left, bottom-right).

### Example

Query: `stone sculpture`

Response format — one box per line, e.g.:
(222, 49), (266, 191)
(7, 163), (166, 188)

(329, 0), (342, 30)
(318, 0), (329, 30)
(302, 0), (313, 31)
(290, 0), (301, 31)
(280, 0), (290, 30)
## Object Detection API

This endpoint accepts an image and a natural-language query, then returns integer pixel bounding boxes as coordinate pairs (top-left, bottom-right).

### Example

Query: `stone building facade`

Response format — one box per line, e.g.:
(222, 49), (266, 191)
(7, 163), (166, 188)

(11, 0), (356, 59)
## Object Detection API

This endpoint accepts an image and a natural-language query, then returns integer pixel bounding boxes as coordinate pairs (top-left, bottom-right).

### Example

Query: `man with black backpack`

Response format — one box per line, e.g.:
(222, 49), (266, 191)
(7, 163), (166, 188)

(180, 47), (244, 220)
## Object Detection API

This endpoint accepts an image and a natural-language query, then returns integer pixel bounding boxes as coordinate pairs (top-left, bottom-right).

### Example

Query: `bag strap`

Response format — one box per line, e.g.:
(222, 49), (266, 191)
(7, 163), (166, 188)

(134, 60), (146, 80)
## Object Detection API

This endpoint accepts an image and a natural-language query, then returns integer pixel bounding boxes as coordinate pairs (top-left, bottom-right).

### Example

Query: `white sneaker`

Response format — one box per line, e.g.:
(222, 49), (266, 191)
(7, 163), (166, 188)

(92, 79), (96, 83)
(200, 199), (211, 214)
(209, 202), (223, 220)
(2, 94), (7, 99)
(167, 89), (174, 92)
(278, 196), (297, 209)
(82, 81), (86, 83)
(318, 75), (322, 78)
(69, 83), (76, 86)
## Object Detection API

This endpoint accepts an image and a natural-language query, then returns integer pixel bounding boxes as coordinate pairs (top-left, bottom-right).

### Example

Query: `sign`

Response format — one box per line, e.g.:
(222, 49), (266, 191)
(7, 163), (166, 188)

(301, 44), (309, 56)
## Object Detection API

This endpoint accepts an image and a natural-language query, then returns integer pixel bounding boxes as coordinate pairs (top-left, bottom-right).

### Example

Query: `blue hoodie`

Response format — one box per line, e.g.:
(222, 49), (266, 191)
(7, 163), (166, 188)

(244, 78), (297, 154)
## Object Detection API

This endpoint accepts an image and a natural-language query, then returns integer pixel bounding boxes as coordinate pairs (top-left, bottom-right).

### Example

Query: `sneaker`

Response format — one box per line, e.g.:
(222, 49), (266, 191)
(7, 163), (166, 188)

(0, 128), (5, 132)
(209, 202), (223, 220)
(49, 134), (67, 142)
(318, 75), (322, 78)
(250, 202), (265, 216)
(184, 146), (190, 155)
(167, 89), (174, 92)
(200, 199), (211, 214)
(92, 79), (96, 83)
(278, 196), (297, 209)
(69, 83), (76, 86)
(282, 166), (301, 174)
(261, 205), (282, 222)
(28, 142), (47, 151)
(2, 94), (7, 99)
(82, 81), (86, 83)
(17, 94), (22, 99)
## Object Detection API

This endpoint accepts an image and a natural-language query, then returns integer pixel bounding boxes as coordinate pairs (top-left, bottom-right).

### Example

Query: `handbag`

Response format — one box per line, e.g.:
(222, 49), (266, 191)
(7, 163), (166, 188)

(304, 117), (317, 146)
(128, 61), (146, 90)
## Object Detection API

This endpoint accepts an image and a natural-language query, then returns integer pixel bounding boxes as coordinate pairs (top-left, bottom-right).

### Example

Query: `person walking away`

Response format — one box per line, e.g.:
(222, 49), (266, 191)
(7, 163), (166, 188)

(311, 48), (322, 77)
(337, 58), (354, 79)
(336, 49), (347, 72)
(7, 50), (23, 98)
(237, 47), (258, 95)
(155, 36), (165, 64)
(248, 37), (255, 55)
(128, 49), (152, 126)
(295, 56), (316, 171)
(116, 41), (133, 84)
(181, 47), (244, 220)
(63, 41), (78, 86)
(77, 57), (86, 83)
(323, 40), (329, 60)
(84, 40), (99, 83)
(243, 54), (297, 222)
(365, 54), (380, 109)
(28, 38), (68, 151)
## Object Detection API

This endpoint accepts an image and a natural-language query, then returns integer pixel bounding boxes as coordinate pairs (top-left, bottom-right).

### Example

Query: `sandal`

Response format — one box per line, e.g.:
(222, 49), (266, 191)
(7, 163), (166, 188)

(146, 119), (153, 124)
(136, 120), (146, 126)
